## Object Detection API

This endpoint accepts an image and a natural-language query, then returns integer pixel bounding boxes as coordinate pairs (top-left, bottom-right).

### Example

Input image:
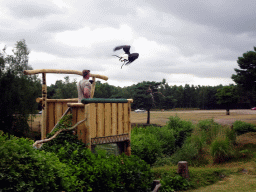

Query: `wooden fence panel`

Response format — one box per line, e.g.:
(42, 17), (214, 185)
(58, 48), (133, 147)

(118, 103), (124, 134)
(55, 102), (63, 126)
(77, 107), (85, 143)
(112, 103), (118, 135)
(104, 103), (112, 136)
(90, 103), (97, 139)
(47, 102), (55, 133)
(123, 103), (129, 133)
(84, 104), (91, 148)
(97, 103), (104, 137)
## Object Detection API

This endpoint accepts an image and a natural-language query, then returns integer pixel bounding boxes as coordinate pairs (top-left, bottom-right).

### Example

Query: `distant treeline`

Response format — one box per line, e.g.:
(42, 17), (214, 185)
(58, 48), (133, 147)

(47, 78), (251, 110)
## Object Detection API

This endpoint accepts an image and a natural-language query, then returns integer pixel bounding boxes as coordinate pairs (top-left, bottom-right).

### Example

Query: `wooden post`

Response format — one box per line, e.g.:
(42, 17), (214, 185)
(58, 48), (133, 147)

(90, 77), (96, 98)
(41, 73), (47, 139)
(177, 161), (189, 180)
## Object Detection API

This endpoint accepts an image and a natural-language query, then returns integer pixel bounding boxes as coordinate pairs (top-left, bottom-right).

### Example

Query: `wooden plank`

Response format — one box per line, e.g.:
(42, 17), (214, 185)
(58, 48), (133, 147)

(123, 103), (129, 134)
(104, 103), (111, 136)
(111, 103), (117, 135)
(62, 102), (68, 114)
(77, 107), (85, 142)
(90, 103), (97, 139)
(36, 98), (78, 103)
(127, 103), (132, 156)
(84, 104), (91, 149)
(118, 103), (124, 134)
(55, 102), (63, 125)
(97, 103), (104, 137)
(47, 102), (55, 134)
(72, 107), (77, 126)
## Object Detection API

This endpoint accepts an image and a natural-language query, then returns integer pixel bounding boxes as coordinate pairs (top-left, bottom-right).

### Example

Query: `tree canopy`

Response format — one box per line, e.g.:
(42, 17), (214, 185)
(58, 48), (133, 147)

(0, 40), (41, 137)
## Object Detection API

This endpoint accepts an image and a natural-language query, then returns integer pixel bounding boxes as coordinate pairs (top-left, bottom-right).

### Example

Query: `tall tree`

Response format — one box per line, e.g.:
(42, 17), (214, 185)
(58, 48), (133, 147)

(216, 85), (238, 115)
(0, 40), (41, 137)
(133, 81), (161, 124)
(232, 47), (256, 105)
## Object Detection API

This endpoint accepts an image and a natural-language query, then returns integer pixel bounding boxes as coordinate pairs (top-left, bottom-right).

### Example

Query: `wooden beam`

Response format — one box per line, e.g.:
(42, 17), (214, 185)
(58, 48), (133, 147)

(24, 69), (108, 81)
(36, 98), (78, 103)
(41, 73), (47, 139)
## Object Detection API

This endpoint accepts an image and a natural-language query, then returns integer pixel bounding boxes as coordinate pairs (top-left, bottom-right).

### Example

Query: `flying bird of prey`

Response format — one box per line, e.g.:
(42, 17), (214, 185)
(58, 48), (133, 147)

(112, 45), (139, 69)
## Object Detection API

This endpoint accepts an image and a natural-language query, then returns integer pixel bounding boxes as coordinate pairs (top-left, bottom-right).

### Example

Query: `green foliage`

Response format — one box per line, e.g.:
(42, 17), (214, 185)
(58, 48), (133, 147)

(0, 40), (41, 137)
(160, 174), (190, 192)
(170, 141), (202, 166)
(232, 47), (256, 92)
(131, 125), (177, 165)
(0, 131), (73, 192)
(152, 166), (232, 190)
(232, 120), (256, 135)
(198, 119), (222, 144)
(131, 127), (162, 165)
(42, 117), (154, 191)
(166, 116), (194, 148)
(153, 156), (172, 167)
(47, 76), (77, 99)
(216, 85), (238, 113)
(210, 134), (234, 163)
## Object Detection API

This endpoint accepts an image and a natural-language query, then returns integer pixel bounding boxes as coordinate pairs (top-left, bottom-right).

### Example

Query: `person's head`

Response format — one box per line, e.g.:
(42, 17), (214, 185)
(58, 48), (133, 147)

(82, 70), (90, 79)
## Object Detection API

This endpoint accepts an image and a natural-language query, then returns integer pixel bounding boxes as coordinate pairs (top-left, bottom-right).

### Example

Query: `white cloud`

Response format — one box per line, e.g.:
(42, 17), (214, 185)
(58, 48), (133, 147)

(55, 24), (133, 48)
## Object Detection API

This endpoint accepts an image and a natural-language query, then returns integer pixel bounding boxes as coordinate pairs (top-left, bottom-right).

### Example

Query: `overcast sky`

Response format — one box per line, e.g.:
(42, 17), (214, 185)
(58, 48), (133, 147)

(1, 0), (255, 87)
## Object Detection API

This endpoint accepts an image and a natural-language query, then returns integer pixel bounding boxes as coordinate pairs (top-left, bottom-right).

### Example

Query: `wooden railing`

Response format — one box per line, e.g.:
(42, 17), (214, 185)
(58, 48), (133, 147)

(36, 98), (133, 155)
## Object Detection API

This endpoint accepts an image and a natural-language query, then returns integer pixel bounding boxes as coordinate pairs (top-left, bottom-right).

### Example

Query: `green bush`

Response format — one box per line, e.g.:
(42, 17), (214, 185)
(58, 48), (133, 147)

(131, 128), (162, 165)
(233, 120), (256, 135)
(170, 141), (202, 166)
(157, 126), (176, 156)
(224, 126), (237, 145)
(0, 131), (74, 192)
(132, 125), (176, 156)
(198, 119), (222, 144)
(210, 134), (234, 163)
(153, 156), (172, 167)
(160, 174), (190, 192)
(166, 116), (194, 148)
(43, 126), (154, 191)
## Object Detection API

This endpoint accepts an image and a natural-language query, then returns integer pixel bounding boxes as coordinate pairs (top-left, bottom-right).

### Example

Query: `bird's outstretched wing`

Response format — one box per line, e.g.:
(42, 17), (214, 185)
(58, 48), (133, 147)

(128, 53), (139, 62)
(113, 45), (130, 54)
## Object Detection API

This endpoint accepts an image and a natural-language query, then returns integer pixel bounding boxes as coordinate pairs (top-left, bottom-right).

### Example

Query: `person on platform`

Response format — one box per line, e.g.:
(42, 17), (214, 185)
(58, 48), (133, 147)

(77, 70), (91, 103)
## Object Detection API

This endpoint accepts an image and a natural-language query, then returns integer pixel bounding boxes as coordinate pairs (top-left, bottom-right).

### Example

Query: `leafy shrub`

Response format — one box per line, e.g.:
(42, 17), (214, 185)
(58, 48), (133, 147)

(170, 141), (202, 166)
(198, 119), (222, 144)
(43, 125), (154, 191)
(224, 126), (236, 145)
(132, 125), (176, 156)
(160, 174), (190, 192)
(153, 156), (172, 167)
(166, 116), (194, 148)
(157, 126), (176, 156)
(131, 128), (162, 165)
(0, 131), (74, 192)
(233, 120), (256, 135)
(210, 134), (234, 163)
(189, 127), (206, 153)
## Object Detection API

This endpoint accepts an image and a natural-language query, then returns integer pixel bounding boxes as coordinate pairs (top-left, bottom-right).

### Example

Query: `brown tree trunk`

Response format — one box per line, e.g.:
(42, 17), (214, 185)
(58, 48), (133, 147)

(147, 109), (150, 124)
(226, 109), (230, 115)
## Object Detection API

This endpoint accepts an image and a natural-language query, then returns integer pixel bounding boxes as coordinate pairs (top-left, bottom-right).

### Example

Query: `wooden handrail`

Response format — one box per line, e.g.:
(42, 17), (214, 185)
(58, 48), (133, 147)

(24, 69), (108, 81)
(36, 98), (78, 103)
